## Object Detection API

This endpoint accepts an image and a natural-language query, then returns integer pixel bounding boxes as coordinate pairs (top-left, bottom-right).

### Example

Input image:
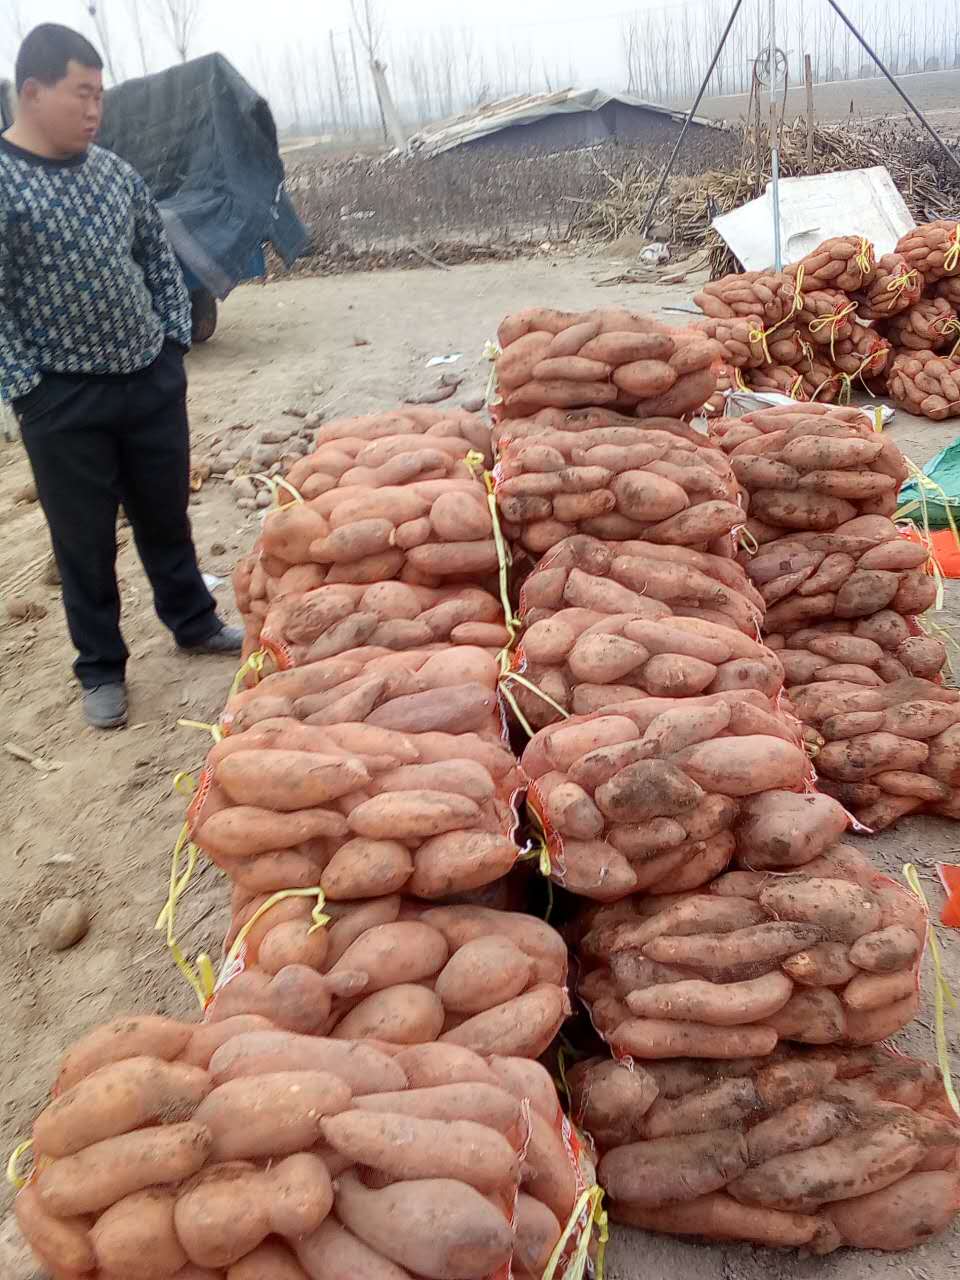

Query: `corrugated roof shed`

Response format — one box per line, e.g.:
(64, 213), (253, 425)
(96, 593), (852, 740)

(404, 87), (721, 158)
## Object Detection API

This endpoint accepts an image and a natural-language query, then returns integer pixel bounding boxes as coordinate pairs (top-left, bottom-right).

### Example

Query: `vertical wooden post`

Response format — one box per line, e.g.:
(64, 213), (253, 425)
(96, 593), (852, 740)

(805, 53), (815, 165)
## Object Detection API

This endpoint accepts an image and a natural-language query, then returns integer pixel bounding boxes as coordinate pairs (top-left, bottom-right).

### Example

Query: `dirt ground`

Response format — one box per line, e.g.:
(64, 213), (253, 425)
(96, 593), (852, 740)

(2, 251), (959, 1277)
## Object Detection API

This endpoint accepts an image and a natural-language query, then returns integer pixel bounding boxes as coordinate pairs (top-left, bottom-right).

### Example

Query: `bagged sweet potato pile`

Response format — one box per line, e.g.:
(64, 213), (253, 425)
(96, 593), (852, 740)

(792, 675), (960, 829)
(494, 418), (742, 557)
(767, 616), (947, 686)
(15, 1013), (591, 1279)
(796, 288), (857, 351)
(284, 406), (493, 500)
(854, 251), (923, 320)
(205, 895), (571, 1057)
(520, 694), (812, 901)
(830, 323), (891, 385)
(694, 271), (800, 326)
(784, 235), (876, 293)
(505, 535), (772, 730)
(568, 1043), (960, 1253)
(711, 405), (908, 541)
(884, 296), (958, 353)
(220, 641), (509, 741)
(692, 315), (767, 369)
(896, 219), (960, 282)
(494, 307), (723, 420)
(888, 347), (960, 420)
(192, 676), (522, 901)
(740, 518), (936, 637)
(247, 579), (509, 671)
(574, 856), (926, 1058)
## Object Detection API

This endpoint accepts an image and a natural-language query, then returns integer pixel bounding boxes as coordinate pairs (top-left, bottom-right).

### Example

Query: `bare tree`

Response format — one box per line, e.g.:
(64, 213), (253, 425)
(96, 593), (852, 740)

(156, 0), (200, 64)
(125, 0), (151, 76)
(84, 2), (124, 83)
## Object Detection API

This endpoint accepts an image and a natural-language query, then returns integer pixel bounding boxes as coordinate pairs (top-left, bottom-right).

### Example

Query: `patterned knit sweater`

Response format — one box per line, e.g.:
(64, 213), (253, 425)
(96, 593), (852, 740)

(0, 137), (192, 401)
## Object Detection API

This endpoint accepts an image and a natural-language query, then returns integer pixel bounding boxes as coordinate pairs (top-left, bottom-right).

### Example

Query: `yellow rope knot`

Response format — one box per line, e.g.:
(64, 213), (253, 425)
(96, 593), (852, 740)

(789, 375), (806, 401)
(542, 1185), (608, 1280)
(6, 1139), (33, 1190)
(885, 269), (918, 304)
(229, 648), (266, 697)
(808, 302), (856, 362)
(855, 237), (873, 280)
(944, 224), (960, 274)
(747, 323), (772, 365)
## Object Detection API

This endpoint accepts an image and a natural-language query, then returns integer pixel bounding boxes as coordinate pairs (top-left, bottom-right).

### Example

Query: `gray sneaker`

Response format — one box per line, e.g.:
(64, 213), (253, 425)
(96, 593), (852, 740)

(179, 624), (244, 656)
(83, 683), (128, 729)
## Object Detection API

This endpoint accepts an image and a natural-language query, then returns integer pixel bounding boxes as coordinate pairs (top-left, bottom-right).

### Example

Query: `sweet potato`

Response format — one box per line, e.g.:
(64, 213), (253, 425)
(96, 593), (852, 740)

(321, 839), (413, 900)
(348, 791), (482, 840)
(599, 1131), (748, 1207)
(420, 907), (568, 985)
(56, 1016), (192, 1092)
(34, 1057), (210, 1158)
(335, 1171), (513, 1279)
(322, 1111), (518, 1191)
(729, 1123), (924, 1212)
(14, 1183), (96, 1276)
(90, 1188), (186, 1279)
(229, 1242), (309, 1280)
(440, 983), (567, 1058)
(612, 1191), (821, 1247)
(37, 1121), (212, 1217)
(849, 925), (922, 974)
(673, 736), (808, 796)
(329, 923), (449, 991)
(827, 1171), (960, 1250)
(294, 1217), (414, 1280)
(353, 1082), (520, 1133)
(611, 1019), (779, 1059)
(625, 972), (794, 1027)
(208, 1031), (407, 1094)
(758, 878), (882, 943)
(175, 1154), (333, 1267)
(193, 1071), (351, 1160)
(434, 936), (532, 1014)
(332, 985), (445, 1044)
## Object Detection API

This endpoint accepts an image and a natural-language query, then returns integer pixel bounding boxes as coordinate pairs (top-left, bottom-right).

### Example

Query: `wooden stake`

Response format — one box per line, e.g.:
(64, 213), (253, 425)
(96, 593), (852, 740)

(805, 53), (815, 166)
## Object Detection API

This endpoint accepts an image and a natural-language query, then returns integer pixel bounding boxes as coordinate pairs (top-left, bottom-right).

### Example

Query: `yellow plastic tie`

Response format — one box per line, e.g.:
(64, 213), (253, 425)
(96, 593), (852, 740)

(155, 822), (213, 1008)
(481, 470), (521, 665)
(230, 648), (266, 697)
(542, 1185), (608, 1280)
(789, 375), (805, 402)
(885, 269), (918, 303)
(944, 224), (960, 274)
(733, 366), (748, 391)
(6, 1139), (33, 1190)
(224, 886), (330, 969)
(903, 864), (960, 1117)
(483, 338), (502, 408)
(177, 718), (224, 744)
(738, 526), (760, 556)
(874, 405), (884, 434)
(747, 323), (772, 365)
(501, 671), (571, 721)
(808, 302), (856, 362)
(498, 677), (536, 740)
(464, 448), (486, 480)
(172, 771), (197, 797)
(855, 237), (872, 280)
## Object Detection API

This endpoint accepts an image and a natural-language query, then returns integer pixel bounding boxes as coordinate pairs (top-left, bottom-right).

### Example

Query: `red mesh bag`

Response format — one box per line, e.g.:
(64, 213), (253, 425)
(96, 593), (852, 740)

(568, 1043), (960, 1253)
(784, 235), (876, 292)
(896, 219), (960, 282)
(888, 348), (960, 420)
(856, 252), (923, 319)
(519, 694), (812, 901)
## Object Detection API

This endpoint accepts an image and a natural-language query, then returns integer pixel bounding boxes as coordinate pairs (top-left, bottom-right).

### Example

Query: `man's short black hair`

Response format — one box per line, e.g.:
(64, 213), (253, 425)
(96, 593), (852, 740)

(15, 24), (103, 93)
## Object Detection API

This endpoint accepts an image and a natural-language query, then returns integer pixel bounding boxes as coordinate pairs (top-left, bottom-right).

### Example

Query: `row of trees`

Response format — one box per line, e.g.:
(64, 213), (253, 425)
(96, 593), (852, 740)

(623, 0), (960, 104)
(1, 0), (201, 80)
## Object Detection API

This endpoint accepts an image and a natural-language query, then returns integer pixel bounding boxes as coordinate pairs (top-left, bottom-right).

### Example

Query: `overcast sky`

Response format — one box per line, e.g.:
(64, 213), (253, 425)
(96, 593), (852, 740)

(2, 0), (660, 90)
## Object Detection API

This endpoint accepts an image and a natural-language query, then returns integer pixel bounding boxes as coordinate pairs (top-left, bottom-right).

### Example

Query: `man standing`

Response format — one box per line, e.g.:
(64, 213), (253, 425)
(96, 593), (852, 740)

(0, 24), (241, 729)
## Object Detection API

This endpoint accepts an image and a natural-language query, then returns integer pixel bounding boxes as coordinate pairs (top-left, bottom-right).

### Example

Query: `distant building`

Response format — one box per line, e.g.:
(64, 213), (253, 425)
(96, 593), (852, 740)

(403, 87), (721, 159)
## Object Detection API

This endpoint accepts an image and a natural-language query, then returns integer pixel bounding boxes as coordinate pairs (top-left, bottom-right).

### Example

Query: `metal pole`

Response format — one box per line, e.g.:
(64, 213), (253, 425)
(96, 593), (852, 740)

(804, 53), (814, 167)
(641, 0), (744, 235)
(768, 0), (782, 270)
(826, 0), (960, 179)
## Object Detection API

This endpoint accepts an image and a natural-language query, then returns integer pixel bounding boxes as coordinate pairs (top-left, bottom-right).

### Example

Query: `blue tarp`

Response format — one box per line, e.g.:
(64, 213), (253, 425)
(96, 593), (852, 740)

(99, 53), (308, 298)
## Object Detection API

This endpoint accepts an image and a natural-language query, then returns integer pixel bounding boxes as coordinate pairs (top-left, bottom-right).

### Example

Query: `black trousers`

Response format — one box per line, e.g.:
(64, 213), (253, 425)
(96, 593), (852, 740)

(17, 341), (218, 688)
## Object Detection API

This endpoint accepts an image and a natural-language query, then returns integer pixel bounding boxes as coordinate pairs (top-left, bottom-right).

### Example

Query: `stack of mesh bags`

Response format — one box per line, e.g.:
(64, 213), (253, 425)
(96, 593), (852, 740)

(493, 307), (723, 421)
(567, 1043), (960, 1253)
(233, 406), (497, 657)
(492, 407), (743, 559)
(14, 1012), (595, 1279)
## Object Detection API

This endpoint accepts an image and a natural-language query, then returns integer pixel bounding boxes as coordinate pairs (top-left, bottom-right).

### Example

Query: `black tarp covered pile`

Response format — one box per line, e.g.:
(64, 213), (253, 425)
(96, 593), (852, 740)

(99, 53), (308, 297)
